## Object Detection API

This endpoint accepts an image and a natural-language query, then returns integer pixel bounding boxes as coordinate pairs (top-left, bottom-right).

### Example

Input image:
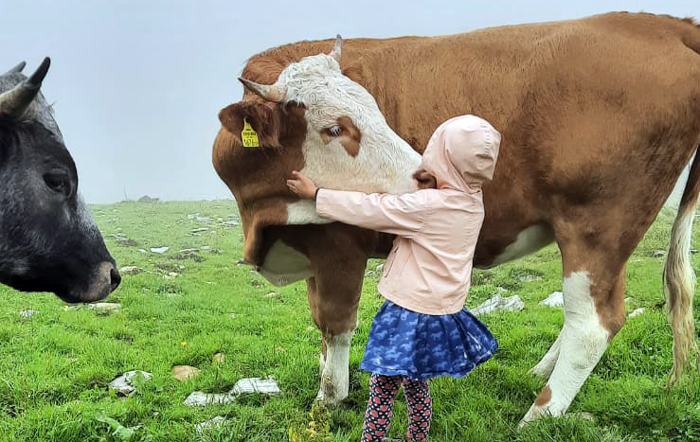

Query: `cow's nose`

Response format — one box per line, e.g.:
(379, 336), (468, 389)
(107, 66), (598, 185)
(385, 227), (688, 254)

(110, 266), (121, 292)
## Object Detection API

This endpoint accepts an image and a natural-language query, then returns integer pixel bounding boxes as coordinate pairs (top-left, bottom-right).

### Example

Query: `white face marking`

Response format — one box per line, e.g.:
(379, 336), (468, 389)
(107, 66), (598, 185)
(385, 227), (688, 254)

(273, 53), (420, 227)
(520, 271), (610, 425)
(258, 240), (312, 286)
(488, 224), (554, 268)
(316, 329), (354, 403)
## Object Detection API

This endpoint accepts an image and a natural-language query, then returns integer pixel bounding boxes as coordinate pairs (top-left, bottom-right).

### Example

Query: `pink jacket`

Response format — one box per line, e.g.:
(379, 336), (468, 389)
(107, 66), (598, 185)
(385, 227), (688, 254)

(316, 115), (501, 315)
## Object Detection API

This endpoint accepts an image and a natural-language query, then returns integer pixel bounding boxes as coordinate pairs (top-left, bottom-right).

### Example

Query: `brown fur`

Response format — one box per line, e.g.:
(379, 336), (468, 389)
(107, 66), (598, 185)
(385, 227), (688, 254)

(535, 385), (552, 407)
(213, 11), (700, 406)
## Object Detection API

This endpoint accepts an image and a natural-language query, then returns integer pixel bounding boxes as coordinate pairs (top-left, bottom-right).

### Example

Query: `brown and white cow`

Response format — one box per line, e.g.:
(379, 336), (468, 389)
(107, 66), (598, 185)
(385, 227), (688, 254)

(213, 12), (700, 424)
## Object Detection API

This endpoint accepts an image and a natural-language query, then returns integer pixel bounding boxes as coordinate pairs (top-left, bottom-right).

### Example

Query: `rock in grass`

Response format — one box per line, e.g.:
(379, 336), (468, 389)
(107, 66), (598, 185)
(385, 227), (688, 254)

(213, 353), (225, 364)
(195, 416), (228, 433)
(191, 228), (208, 233)
(519, 274), (543, 283)
(540, 291), (563, 307)
(231, 377), (281, 396)
(109, 370), (152, 396)
(628, 308), (646, 319)
(89, 302), (121, 312)
(150, 246), (169, 254)
(172, 365), (201, 381)
(183, 391), (234, 406)
(119, 266), (141, 275)
(19, 310), (39, 318)
(471, 294), (524, 316)
(571, 412), (595, 422)
(184, 377), (282, 406)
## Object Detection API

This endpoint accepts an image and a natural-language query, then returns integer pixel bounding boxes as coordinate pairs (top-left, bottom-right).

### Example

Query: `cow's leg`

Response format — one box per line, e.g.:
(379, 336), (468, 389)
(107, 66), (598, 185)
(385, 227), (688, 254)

(306, 261), (364, 404)
(520, 254), (627, 426)
(529, 331), (563, 379)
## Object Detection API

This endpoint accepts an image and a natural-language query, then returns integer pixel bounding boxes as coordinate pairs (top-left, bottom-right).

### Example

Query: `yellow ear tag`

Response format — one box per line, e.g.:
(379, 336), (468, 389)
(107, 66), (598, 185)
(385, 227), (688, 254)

(241, 117), (260, 148)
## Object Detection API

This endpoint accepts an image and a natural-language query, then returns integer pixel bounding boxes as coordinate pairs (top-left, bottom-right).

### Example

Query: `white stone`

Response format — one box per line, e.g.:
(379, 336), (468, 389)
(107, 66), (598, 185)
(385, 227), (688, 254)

(195, 416), (228, 433)
(471, 294), (524, 316)
(109, 371), (152, 396)
(572, 412), (595, 422)
(519, 274), (543, 283)
(119, 266), (141, 275)
(540, 291), (564, 307)
(150, 247), (169, 254)
(183, 391), (234, 406)
(19, 310), (39, 318)
(628, 308), (646, 319)
(89, 302), (121, 311)
(231, 377), (281, 396)
(138, 249), (147, 254)
(191, 228), (208, 233)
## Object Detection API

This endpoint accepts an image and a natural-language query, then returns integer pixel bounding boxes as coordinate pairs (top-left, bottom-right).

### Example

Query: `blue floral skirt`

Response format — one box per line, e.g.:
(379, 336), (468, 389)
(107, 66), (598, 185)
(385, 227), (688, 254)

(360, 300), (497, 380)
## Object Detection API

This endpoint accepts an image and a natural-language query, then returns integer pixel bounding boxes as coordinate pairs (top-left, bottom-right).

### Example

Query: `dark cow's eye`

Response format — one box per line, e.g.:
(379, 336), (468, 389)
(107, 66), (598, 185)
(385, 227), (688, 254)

(326, 125), (343, 137)
(43, 171), (72, 197)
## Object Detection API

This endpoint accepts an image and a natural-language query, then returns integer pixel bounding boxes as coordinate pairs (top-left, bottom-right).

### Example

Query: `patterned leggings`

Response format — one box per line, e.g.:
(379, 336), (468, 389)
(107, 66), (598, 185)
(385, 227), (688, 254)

(360, 373), (432, 441)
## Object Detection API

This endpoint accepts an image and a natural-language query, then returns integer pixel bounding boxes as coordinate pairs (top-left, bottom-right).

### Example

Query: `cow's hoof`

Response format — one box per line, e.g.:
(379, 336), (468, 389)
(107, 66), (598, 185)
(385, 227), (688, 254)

(315, 388), (346, 405)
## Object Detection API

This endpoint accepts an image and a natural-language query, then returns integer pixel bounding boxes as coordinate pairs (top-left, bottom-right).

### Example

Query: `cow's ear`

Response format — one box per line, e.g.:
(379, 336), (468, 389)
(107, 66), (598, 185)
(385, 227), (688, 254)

(218, 101), (284, 148)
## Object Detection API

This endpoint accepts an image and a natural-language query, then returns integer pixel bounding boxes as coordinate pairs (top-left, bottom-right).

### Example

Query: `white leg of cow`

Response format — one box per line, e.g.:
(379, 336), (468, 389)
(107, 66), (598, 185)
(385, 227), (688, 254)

(529, 330), (563, 379)
(316, 329), (354, 403)
(520, 271), (610, 426)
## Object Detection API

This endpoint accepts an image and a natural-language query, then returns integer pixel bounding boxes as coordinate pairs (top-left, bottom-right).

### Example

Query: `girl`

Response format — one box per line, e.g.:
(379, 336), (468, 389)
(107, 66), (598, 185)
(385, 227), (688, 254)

(287, 115), (501, 441)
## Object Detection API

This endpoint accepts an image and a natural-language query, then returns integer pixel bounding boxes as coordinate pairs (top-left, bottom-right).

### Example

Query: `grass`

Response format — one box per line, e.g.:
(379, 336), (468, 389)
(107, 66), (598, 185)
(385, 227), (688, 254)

(0, 201), (698, 442)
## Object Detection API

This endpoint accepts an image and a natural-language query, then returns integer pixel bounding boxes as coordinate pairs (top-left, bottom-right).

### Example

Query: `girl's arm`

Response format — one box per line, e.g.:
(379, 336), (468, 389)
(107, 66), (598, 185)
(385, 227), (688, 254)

(286, 171), (431, 237)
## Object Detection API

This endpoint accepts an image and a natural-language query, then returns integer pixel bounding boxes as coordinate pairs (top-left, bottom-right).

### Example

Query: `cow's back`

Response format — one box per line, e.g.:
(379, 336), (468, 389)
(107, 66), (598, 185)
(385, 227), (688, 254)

(238, 11), (700, 266)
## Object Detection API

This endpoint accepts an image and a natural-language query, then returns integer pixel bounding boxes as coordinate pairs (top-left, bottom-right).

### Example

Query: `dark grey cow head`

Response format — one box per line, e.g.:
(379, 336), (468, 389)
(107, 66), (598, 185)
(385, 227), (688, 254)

(0, 58), (120, 303)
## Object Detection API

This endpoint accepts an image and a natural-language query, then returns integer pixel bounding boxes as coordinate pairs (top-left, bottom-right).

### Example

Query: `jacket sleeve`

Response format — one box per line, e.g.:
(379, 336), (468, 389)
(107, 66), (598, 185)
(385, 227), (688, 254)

(315, 188), (432, 237)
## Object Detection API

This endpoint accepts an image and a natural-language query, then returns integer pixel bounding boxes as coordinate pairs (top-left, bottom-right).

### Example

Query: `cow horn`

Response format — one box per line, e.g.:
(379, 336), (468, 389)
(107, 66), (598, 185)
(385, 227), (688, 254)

(4, 61), (27, 75)
(329, 34), (343, 63)
(238, 77), (286, 103)
(0, 57), (51, 119)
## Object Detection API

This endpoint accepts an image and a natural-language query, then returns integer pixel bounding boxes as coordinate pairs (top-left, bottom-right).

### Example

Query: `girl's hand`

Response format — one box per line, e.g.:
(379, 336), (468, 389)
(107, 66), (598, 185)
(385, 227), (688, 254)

(286, 171), (319, 199)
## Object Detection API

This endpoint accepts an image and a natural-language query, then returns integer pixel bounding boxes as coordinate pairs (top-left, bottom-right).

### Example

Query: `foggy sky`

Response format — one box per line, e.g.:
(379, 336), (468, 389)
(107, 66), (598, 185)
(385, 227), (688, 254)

(1, 0), (698, 203)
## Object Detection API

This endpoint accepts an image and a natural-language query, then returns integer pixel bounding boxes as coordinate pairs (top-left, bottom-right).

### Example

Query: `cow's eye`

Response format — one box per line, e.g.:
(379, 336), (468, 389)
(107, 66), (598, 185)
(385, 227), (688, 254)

(43, 171), (72, 197)
(326, 125), (343, 137)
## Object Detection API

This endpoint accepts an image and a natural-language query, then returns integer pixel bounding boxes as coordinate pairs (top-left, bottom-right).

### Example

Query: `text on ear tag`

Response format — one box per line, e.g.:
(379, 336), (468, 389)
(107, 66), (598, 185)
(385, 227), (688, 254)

(241, 117), (260, 147)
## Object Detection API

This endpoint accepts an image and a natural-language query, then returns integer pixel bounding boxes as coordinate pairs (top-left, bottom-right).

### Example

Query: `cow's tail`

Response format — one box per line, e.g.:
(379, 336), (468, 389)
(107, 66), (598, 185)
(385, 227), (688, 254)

(664, 145), (700, 387)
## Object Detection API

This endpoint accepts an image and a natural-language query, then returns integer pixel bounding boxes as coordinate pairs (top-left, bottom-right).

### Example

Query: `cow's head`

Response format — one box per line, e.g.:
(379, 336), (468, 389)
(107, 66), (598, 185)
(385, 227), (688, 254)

(0, 59), (120, 303)
(216, 36), (421, 229)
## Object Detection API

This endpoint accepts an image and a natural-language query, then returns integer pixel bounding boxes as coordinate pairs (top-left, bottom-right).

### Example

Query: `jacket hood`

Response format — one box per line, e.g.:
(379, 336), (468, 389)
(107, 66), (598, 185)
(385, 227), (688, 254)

(421, 115), (501, 191)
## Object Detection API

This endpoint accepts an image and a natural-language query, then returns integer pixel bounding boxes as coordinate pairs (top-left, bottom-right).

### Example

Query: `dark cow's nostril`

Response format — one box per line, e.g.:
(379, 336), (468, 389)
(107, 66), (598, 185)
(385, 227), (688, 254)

(110, 267), (121, 292)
